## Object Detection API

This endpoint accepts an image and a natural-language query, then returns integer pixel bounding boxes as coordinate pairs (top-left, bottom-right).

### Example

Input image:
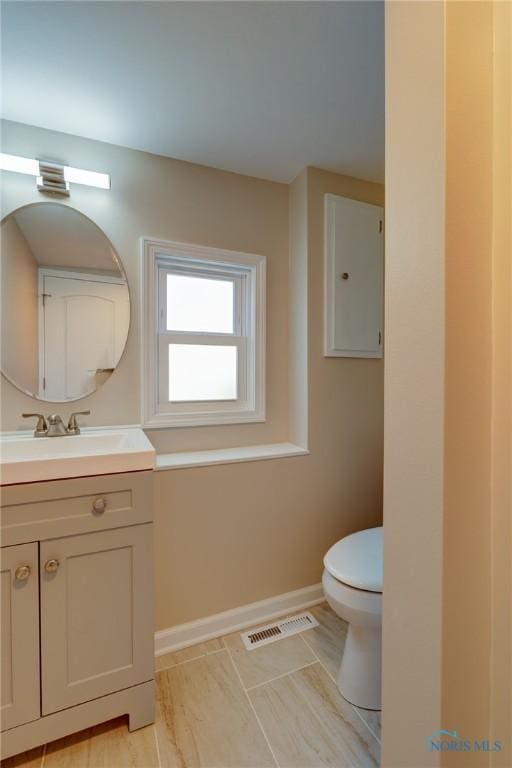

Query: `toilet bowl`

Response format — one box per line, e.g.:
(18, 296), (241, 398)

(322, 526), (382, 710)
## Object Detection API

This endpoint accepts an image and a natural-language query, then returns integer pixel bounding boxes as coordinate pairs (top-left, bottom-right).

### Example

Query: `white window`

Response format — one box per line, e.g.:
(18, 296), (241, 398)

(141, 238), (266, 428)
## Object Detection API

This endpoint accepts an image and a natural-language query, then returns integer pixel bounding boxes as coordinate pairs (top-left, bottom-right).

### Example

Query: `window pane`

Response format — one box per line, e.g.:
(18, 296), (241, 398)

(169, 344), (237, 401)
(167, 274), (234, 333)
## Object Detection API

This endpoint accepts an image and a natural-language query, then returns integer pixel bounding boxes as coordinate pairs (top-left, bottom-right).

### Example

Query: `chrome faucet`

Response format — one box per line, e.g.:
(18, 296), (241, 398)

(22, 411), (91, 437)
(21, 413), (48, 437)
(46, 414), (68, 437)
(66, 411), (90, 436)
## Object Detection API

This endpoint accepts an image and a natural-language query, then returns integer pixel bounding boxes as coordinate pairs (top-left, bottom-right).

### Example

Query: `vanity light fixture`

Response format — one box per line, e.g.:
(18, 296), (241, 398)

(0, 153), (110, 193)
(37, 161), (70, 197)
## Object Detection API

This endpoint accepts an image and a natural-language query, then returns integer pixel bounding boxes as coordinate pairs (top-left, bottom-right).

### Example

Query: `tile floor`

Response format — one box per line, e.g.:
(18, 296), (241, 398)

(2, 604), (381, 768)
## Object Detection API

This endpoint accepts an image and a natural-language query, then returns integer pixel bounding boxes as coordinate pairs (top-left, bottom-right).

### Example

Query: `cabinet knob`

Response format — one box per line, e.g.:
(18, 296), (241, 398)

(15, 565), (31, 581)
(341, 272), (349, 280)
(44, 558), (60, 574)
(92, 497), (107, 514)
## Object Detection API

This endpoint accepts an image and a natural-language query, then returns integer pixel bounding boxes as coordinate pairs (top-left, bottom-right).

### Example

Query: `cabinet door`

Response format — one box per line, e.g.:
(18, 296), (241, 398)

(1, 543), (40, 731)
(40, 524), (153, 715)
(325, 194), (384, 358)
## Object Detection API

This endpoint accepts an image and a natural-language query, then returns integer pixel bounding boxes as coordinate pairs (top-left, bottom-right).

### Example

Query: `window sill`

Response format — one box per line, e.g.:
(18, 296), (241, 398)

(155, 442), (309, 471)
(143, 408), (265, 429)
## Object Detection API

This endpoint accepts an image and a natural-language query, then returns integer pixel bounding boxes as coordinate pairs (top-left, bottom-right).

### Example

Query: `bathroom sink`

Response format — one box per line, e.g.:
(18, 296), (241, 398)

(0, 428), (155, 485)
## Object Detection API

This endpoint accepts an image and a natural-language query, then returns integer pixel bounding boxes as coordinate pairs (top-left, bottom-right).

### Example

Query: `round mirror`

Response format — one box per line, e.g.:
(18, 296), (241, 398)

(1, 203), (130, 402)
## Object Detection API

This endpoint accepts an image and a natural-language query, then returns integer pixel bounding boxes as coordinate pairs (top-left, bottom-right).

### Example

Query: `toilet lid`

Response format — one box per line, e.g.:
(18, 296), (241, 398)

(324, 527), (383, 592)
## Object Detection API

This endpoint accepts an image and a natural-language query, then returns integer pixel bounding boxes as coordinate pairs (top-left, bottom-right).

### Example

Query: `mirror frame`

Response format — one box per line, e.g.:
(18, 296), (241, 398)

(0, 201), (131, 403)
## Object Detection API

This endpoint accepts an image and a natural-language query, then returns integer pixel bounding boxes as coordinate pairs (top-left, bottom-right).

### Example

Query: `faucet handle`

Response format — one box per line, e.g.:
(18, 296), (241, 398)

(67, 410), (91, 435)
(22, 413), (48, 436)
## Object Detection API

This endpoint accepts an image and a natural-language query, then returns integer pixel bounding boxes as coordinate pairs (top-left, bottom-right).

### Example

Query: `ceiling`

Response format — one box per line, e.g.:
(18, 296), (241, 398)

(1, 1), (384, 184)
(13, 204), (121, 273)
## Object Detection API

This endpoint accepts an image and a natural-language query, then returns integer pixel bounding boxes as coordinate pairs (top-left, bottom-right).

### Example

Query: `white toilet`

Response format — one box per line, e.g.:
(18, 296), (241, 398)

(322, 526), (382, 710)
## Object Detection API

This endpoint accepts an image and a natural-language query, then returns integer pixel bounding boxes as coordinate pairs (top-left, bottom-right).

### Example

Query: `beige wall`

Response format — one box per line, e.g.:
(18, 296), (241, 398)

(442, 3), (493, 763)
(1, 121), (384, 631)
(443, 4), (512, 761)
(306, 167), (384, 479)
(383, 3), (445, 765)
(288, 168), (308, 447)
(153, 166), (384, 629)
(489, 3), (511, 764)
(1, 217), (39, 395)
(384, 2), (511, 766)
(0, 120), (289, 450)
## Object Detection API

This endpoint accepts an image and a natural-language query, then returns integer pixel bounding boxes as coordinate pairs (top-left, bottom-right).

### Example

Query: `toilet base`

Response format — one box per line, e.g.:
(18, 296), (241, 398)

(337, 624), (381, 710)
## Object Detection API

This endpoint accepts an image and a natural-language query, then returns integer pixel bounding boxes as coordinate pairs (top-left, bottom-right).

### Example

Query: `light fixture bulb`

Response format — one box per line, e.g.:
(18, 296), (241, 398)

(0, 153), (110, 190)
(0, 153), (39, 176)
(63, 166), (110, 189)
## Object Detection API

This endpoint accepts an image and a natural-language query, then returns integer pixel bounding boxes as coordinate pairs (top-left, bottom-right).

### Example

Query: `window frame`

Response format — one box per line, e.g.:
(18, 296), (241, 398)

(141, 238), (266, 428)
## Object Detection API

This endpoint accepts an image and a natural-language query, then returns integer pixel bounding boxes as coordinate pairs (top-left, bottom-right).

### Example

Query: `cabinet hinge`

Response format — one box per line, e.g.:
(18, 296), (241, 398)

(378, 220), (383, 234)
(378, 331), (382, 346)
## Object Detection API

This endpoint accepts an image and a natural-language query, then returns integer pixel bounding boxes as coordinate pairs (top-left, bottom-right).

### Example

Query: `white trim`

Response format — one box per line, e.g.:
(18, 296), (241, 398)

(38, 270), (45, 396)
(154, 442), (309, 471)
(38, 267), (126, 285)
(140, 237), (266, 429)
(154, 583), (324, 656)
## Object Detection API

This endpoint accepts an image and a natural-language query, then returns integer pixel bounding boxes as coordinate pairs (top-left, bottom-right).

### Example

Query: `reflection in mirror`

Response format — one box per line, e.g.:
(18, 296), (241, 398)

(1, 203), (130, 402)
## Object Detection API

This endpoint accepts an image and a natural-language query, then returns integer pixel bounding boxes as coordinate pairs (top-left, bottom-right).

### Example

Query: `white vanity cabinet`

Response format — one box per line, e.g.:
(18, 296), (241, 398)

(1, 543), (40, 732)
(0, 470), (155, 760)
(324, 193), (384, 358)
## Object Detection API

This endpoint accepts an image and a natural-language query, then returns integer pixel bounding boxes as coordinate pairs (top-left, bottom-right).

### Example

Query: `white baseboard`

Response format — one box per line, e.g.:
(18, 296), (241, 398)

(154, 583), (324, 657)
